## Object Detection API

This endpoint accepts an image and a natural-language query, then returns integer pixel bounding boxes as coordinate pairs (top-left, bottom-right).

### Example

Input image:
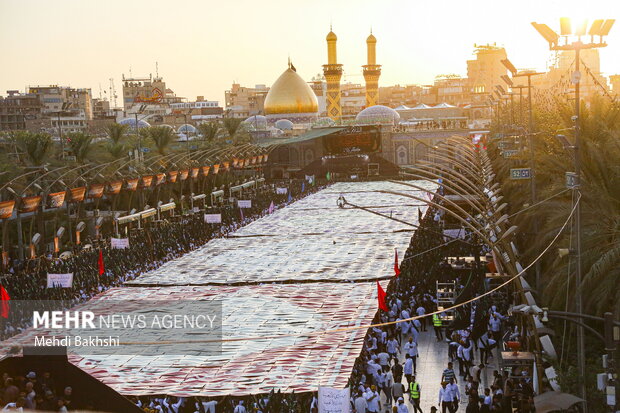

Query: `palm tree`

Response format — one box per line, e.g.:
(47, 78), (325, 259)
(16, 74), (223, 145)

(223, 118), (243, 139)
(494, 96), (620, 317)
(197, 122), (221, 143)
(144, 126), (175, 156)
(66, 132), (94, 163)
(105, 123), (129, 144)
(15, 131), (53, 166)
(105, 142), (126, 159)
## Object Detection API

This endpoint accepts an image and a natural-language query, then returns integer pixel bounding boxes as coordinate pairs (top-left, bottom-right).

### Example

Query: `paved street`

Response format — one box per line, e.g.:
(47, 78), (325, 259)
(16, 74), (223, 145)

(380, 328), (500, 412)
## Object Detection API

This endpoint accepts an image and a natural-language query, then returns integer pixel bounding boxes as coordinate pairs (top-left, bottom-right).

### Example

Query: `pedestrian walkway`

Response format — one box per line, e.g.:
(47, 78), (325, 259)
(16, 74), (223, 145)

(380, 328), (499, 412)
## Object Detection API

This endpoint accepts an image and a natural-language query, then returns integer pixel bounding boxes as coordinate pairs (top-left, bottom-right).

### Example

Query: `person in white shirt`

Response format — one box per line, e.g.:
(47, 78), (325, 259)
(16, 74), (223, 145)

(456, 343), (465, 378)
(364, 385), (380, 413)
(447, 378), (460, 411)
(403, 354), (414, 387)
(401, 318), (411, 341)
(416, 306), (427, 331)
(233, 400), (247, 413)
(462, 339), (474, 380)
(367, 335), (378, 352)
(200, 400), (217, 413)
(488, 314), (502, 341)
(387, 336), (400, 359)
(367, 358), (381, 384)
(396, 397), (409, 413)
(403, 337), (418, 374)
(377, 351), (391, 369)
(438, 382), (454, 413)
(354, 392), (367, 413)
(482, 388), (492, 408)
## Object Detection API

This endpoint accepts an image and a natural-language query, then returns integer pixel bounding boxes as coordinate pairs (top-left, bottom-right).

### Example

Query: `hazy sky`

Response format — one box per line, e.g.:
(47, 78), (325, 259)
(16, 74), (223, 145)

(1, 0), (618, 104)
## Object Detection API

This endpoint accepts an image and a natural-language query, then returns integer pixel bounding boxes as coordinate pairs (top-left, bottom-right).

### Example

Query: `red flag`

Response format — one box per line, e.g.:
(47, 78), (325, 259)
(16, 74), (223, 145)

(98, 249), (105, 276)
(0, 285), (10, 319)
(377, 281), (388, 312)
(394, 248), (400, 277)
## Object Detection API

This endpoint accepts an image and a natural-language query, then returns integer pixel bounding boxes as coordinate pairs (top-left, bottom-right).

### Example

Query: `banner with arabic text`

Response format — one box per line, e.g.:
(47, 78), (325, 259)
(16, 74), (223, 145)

(48, 191), (66, 208)
(0, 200), (15, 219)
(70, 187), (86, 202)
(88, 184), (105, 199)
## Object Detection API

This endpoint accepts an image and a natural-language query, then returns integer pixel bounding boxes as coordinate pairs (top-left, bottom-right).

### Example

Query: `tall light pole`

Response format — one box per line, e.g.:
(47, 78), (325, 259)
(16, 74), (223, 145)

(501, 59), (544, 293)
(134, 104), (147, 164)
(532, 17), (615, 409)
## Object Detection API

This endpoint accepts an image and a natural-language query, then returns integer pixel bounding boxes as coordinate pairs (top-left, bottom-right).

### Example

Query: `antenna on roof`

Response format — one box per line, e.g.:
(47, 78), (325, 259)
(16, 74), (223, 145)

(156, 61), (159, 78)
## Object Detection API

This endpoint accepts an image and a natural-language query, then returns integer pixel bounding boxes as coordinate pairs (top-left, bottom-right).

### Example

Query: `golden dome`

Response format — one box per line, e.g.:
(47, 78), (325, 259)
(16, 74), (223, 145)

(326, 30), (337, 41)
(264, 68), (319, 115)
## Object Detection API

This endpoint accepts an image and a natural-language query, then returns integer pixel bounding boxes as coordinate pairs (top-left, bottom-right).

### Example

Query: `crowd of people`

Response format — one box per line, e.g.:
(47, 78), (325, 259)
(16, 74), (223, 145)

(1, 180), (323, 332)
(1, 370), (79, 412)
(345, 206), (538, 413)
(1, 179), (539, 412)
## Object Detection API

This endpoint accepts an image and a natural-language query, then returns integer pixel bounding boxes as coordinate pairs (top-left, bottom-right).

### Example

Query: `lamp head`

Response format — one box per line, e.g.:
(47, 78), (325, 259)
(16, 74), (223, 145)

(31, 233), (41, 245)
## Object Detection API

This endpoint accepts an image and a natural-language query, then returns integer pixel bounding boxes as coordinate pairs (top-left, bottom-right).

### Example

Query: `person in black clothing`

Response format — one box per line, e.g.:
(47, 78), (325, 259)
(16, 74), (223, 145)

(391, 359), (403, 384)
(466, 395), (480, 413)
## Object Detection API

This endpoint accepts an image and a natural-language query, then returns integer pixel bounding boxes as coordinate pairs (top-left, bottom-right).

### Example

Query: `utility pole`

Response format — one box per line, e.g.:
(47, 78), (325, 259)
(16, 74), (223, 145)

(532, 18), (615, 409)
(501, 59), (544, 295)
(604, 312), (618, 410)
(573, 46), (586, 405)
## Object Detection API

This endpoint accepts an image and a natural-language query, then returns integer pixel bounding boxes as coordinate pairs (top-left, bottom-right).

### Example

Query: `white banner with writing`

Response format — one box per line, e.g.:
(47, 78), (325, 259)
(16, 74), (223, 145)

(276, 187), (288, 195)
(237, 200), (252, 209)
(204, 213), (222, 224)
(443, 228), (466, 241)
(111, 237), (130, 249)
(318, 387), (350, 413)
(47, 273), (73, 288)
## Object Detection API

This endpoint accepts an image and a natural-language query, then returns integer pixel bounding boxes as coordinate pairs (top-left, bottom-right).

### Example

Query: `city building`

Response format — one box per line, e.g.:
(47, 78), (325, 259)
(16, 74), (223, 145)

(121, 74), (183, 112)
(27, 85), (93, 120)
(164, 97), (224, 126)
(529, 49), (610, 102)
(224, 83), (269, 118)
(434, 75), (471, 106)
(378, 85), (424, 108)
(340, 83), (366, 118)
(467, 44), (508, 96)
(611, 74), (620, 96)
(0, 91), (42, 131)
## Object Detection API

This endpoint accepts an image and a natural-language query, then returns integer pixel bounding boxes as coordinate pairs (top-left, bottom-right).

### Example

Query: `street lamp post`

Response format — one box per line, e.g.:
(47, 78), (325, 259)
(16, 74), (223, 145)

(532, 17), (615, 409)
(501, 59), (545, 293)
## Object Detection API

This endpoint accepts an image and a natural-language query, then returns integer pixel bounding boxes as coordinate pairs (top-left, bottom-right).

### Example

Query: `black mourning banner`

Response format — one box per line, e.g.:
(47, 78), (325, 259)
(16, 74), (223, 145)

(323, 126), (381, 155)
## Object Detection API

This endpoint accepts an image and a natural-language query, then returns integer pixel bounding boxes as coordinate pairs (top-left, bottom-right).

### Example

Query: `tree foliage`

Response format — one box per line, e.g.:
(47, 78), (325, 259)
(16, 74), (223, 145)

(143, 126), (175, 156)
(223, 118), (243, 138)
(492, 96), (620, 317)
(67, 132), (94, 163)
(14, 131), (53, 166)
(105, 123), (129, 144)
(197, 122), (221, 142)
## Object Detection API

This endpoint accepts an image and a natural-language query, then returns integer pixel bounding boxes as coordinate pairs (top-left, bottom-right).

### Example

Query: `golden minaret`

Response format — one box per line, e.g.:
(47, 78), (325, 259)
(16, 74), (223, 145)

(363, 31), (381, 107)
(322, 26), (343, 121)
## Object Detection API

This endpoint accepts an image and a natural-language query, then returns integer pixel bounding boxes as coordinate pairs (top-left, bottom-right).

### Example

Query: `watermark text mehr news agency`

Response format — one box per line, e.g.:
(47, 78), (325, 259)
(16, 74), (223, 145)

(32, 311), (218, 330)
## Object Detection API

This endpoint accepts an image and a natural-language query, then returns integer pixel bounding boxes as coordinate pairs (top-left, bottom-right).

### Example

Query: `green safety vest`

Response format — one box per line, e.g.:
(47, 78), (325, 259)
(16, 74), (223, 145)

(409, 382), (420, 399)
(433, 314), (442, 327)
